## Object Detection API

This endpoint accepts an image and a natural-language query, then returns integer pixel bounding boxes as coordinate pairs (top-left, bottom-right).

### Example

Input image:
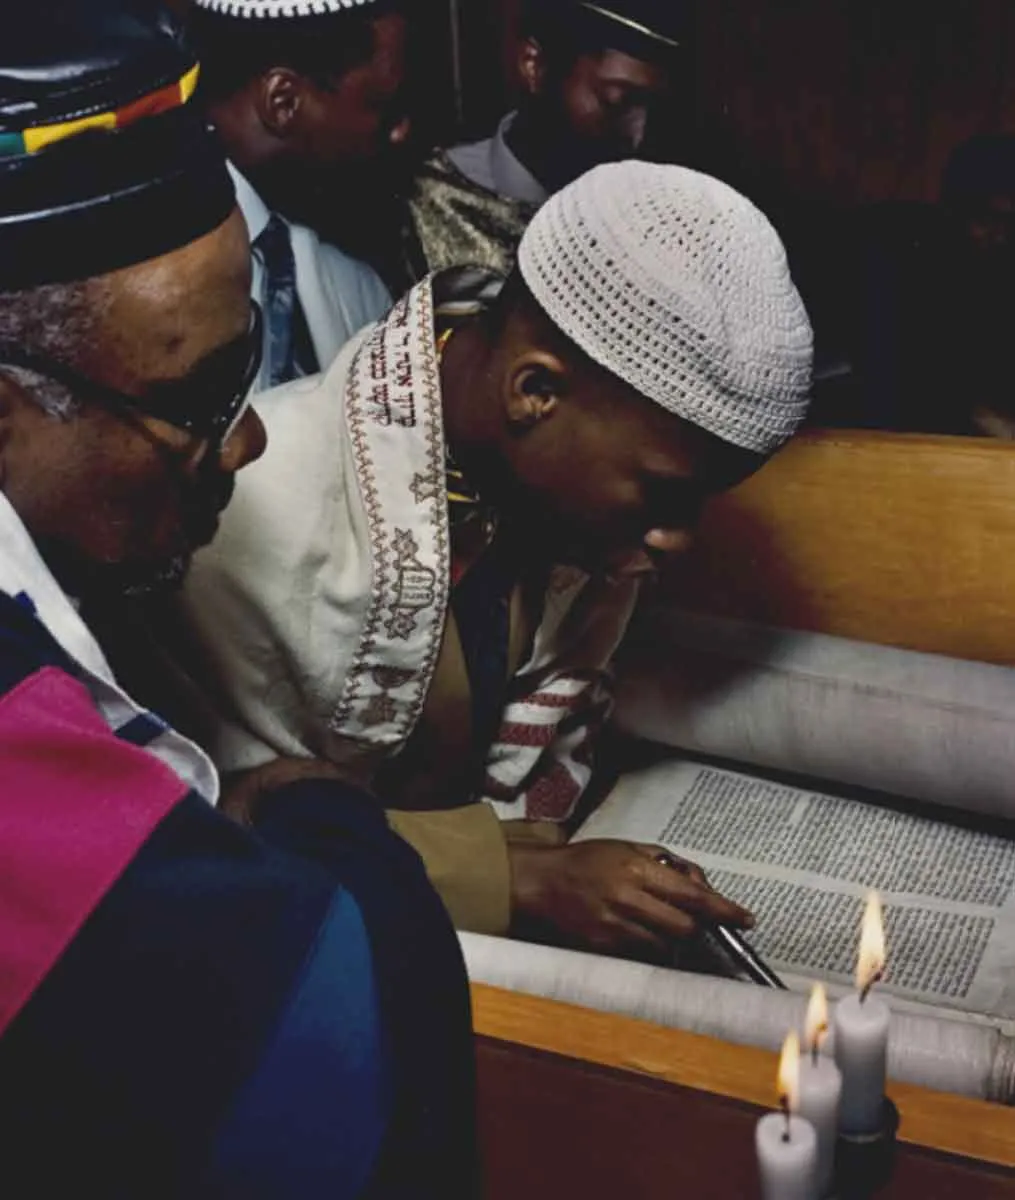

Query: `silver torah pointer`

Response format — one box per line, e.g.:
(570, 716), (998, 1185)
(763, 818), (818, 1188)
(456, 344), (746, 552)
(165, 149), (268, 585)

(654, 851), (788, 989)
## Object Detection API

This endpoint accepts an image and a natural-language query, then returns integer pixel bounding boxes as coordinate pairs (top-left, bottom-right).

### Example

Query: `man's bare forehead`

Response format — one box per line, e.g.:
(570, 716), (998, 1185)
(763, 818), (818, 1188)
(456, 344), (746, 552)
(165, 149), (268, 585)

(89, 212), (252, 385)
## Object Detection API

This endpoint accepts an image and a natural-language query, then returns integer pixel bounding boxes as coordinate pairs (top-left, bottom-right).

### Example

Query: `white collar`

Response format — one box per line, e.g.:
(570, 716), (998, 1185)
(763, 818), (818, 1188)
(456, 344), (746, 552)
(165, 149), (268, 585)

(0, 491), (115, 683)
(228, 161), (272, 244)
(0, 490), (219, 803)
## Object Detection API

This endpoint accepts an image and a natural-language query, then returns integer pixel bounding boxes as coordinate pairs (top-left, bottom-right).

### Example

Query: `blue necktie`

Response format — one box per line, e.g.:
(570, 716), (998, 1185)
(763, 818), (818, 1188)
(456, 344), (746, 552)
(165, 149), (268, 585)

(254, 215), (319, 388)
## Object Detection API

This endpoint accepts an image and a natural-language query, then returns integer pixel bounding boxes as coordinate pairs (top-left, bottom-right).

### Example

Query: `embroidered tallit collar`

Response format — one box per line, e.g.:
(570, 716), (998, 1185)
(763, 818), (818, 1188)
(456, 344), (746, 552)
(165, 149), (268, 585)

(434, 267), (506, 537)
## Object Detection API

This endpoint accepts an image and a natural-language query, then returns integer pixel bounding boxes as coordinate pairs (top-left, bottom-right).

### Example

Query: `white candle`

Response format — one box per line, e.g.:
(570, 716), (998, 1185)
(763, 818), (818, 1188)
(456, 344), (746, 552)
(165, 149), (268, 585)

(757, 1032), (819, 1200)
(834, 892), (890, 1136)
(834, 992), (889, 1134)
(757, 1114), (819, 1200)
(799, 985), (843, 1195)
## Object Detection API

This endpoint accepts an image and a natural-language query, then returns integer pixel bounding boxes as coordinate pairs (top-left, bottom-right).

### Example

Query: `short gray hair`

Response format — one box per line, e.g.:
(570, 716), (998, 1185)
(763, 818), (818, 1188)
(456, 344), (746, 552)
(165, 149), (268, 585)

(0, 278), (111, 417)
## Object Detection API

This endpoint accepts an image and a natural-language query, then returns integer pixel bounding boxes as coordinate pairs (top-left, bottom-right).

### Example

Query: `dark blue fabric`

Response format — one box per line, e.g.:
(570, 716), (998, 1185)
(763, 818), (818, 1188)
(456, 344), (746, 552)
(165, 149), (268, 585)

(0, 794), (355, 1198)
(0, 588), (477, 1198)
(205, 890), (387, 1200)
(12, 589), (38, 615)
(257, 784), (480, 1200)
(254, 215), (319, 386)
(114, 709), (169, 746)
(0, 588), (75, 693)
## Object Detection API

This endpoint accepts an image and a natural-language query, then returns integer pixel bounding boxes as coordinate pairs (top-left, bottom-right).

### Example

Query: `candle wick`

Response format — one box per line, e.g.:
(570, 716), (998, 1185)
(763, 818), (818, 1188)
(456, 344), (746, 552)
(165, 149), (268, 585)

(860, 969), (884, 1005)
(810, 1022), (826, 1066)
(780, 1095), (791, 1143)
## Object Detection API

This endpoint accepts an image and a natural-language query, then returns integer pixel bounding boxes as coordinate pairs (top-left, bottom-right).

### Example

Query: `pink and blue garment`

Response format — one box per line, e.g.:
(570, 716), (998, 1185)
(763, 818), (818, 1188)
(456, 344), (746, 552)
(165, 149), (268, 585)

(0, 589), (477, 1199)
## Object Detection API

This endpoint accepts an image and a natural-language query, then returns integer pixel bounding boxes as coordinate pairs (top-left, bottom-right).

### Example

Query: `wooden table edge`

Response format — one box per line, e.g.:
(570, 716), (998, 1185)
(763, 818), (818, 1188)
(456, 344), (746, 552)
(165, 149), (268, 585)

(471, 983), (1015, 1171)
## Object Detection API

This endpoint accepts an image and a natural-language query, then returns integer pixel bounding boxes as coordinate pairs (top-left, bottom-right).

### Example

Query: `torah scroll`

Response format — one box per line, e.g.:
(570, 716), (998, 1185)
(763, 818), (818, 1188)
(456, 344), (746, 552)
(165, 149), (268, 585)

(614, 608), (1015, 820)
(461, 932), (1015, 1105)
(575, 758), (1015, 1022)
(471, 609), (1015, 1095)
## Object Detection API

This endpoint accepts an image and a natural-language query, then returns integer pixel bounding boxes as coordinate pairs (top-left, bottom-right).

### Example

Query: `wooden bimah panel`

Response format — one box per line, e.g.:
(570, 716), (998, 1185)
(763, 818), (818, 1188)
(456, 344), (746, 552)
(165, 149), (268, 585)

(663, 431), (1015, 667)
(473, 986), (1015, 1200)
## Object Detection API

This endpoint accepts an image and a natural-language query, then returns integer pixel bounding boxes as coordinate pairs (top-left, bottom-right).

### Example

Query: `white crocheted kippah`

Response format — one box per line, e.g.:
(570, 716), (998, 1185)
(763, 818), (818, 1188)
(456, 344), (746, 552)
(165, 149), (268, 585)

(192, 0), (378, 17)
(517, 162), (814, 455)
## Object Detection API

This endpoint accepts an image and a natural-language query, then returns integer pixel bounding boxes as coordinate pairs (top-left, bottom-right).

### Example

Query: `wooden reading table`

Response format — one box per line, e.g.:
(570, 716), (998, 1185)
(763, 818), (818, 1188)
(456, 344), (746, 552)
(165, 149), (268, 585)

(475, 432), (1015, 1195)
(474, 986), (1015, 1200)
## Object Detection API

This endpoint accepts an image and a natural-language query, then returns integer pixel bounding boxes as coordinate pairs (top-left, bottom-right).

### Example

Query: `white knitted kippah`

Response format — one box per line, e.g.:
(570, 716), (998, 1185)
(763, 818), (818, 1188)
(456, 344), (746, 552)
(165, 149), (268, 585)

(192, 0), (378, 17)
(517, 161), (814, 455)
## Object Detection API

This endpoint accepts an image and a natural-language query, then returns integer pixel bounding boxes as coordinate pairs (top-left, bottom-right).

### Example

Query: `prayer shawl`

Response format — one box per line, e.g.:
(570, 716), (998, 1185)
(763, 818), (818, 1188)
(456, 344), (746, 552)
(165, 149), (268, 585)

(400, 150), (542, 289)
(0, 492), (477, 1197)
(183, 271), (640, 823)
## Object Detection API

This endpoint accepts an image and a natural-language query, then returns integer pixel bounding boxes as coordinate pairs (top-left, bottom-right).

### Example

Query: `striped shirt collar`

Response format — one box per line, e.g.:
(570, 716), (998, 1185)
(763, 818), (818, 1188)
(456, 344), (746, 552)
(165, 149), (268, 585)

(0, 492), (218, 803)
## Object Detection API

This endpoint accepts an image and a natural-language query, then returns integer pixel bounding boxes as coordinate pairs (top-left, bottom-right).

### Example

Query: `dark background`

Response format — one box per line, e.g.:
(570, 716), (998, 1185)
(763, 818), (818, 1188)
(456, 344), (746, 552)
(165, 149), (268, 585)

(449, 0), (1015, 208)
(169, 0), (1015, 430)
(170, 0), (1015, 208)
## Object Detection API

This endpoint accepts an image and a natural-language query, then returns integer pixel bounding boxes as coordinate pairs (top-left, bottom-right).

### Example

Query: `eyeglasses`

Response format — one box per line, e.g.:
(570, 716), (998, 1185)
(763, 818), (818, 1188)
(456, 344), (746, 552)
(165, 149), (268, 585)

(0, 302), (264, 455)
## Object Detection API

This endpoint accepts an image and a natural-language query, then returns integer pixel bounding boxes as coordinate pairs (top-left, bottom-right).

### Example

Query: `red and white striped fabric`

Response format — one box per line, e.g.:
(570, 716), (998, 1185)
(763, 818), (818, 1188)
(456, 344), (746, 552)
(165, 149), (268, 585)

(483, 567), (641, 823)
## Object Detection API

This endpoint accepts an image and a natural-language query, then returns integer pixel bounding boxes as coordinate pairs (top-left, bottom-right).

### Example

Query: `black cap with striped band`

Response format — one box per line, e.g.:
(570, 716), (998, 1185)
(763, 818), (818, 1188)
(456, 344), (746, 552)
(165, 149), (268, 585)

(0, 1), (234, 290)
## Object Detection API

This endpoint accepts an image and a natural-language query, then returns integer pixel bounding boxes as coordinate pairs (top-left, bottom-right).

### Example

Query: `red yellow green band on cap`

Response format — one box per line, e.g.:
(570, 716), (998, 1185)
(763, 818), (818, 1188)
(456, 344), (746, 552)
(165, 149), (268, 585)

(2, 63), (200, 159)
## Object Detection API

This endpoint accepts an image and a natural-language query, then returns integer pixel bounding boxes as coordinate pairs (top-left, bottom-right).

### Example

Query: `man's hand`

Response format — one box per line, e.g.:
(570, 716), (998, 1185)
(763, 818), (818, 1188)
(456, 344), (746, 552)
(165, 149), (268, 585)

(508, 839), (754, 956)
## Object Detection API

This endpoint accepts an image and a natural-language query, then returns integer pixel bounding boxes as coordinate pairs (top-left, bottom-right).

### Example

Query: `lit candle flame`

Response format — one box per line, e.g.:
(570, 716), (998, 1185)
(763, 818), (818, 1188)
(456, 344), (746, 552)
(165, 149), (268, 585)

(777, 1030), (802, 1114)
(856, 891), (886, 998)
(804, 983), (829, 1055)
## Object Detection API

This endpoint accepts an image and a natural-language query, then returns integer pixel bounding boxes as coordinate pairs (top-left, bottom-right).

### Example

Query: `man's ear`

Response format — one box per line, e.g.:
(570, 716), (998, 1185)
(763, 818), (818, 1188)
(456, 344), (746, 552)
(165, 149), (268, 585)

(517, 36), (547, 98)
(254, 68), (305, 138)
(505, 351), (567, 430)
